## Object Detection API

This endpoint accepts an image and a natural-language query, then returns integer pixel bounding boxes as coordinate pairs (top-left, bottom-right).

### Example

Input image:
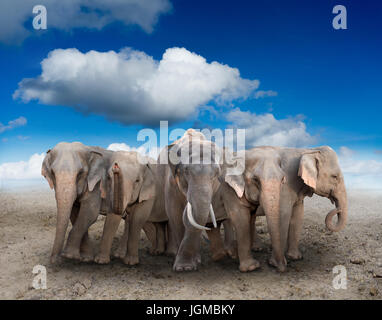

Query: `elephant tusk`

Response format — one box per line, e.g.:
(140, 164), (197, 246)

(186, 202), (211, 231)
(210, 204), (217, 228)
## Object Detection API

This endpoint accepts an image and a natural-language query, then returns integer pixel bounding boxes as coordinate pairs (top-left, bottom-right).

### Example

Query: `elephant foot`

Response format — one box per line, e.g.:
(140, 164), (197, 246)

(212, 250), (226, 262)
(268, 255), (287, 272)
(225, 246), (238, 260)
(239, 258), (260, 272)
(61, 249), (82, 261)
(123, 255), (139, 266)
(286, 249), (303, 261)
(113, 246), (127, 260)
(80, 252), (94, 263)
(94, 253), (110, 264)
(173, 258), (198, 272)
(80, 245), (94, 262)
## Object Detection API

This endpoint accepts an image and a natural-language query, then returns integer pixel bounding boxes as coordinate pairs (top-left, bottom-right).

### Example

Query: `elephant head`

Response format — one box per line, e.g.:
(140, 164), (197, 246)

(104, 151), (156, 215)
(224, 147), (287, 271)
(168, 136), (221, 231)
(298, 146), (347, 232)
(41, 142), (106, 263)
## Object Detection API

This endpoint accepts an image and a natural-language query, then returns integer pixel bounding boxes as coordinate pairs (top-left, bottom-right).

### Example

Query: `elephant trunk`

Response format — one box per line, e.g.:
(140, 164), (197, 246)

(325, 180), (348, 232)
(260, 180), (285, 272)
(112, 164), (124, 215)
(186, 184), (213, 231)
(50, 174), (77, 263)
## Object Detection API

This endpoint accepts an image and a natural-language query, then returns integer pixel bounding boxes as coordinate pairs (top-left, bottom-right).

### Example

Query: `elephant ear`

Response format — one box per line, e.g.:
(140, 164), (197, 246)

(298, 152), (319, 190)
(225, 173), (245, 198)
(139, 164), (156, 202)
(41, 149), (54, 189)
(223, 153), (245, 198)
(87, 150), (105, 194)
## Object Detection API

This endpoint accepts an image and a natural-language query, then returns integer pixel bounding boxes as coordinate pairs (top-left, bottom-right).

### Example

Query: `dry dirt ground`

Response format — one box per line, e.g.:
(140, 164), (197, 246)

(0, 187), (381, 300)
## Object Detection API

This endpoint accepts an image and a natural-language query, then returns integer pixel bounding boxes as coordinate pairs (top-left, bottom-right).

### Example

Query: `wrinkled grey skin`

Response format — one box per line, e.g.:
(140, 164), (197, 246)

(251, 146), (348, 264)
(159, 129), (222, 271)
(94, 151), (168, 265)
(222, 147), (287, 272)
(41, 142), (112, 263)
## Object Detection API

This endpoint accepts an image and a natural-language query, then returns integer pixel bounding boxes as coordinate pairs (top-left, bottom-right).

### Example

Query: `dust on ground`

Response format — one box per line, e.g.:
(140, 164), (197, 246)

(0, 187), (381, 300)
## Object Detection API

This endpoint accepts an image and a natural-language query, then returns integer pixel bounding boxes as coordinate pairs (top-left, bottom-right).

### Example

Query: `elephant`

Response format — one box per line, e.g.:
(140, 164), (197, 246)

(41, 142), (113, 263)
(94, 151), (168, 265)
(159, 129), (225, 271)
(250, 146), (347, 262)
(221, 147), (287, 272)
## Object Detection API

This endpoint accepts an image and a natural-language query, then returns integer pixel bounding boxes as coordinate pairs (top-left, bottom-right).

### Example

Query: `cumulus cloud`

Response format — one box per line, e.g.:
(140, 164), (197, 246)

(0, 116), (27, 134)
(14, 47), (260, 125)
(339, 148), (382, 176)
(0, 0), (172, 44)
(226, 108), (316, 148)
(107, 143), (161, 160)
(0, 153), (45, 180)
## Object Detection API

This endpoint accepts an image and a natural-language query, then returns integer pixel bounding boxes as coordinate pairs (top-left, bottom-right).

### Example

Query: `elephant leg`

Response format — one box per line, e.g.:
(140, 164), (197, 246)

(223, 219), (237, 259)
(286, 200), (304, 260)
(206, 222), (226, 261)
(165, 194), (185, 254)
(226, 204), (260, 272)
(113, 215), (129, 259)
(94, 213), (122, 264)
(251, 214), (264, 252)
(165, 221), (178, 257)
(143, 222), (157, 255)
(174, 204), (209, 271)
(278, 199), (293, 261)
(123, 199), (154, 266)
(173, 228), (202, 271)
(154, 222), (166, 255)
(62, 195), (100, 261)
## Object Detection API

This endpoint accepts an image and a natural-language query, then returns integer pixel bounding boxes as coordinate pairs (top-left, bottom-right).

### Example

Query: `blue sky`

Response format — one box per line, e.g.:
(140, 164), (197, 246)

(0, 0), (382, 187)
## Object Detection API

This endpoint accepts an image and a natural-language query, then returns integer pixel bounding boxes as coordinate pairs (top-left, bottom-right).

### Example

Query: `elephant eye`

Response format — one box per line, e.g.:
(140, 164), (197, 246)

(331, 174), (338, 179)
(252, 176), (260, 185)
(76, 170), (84, 182)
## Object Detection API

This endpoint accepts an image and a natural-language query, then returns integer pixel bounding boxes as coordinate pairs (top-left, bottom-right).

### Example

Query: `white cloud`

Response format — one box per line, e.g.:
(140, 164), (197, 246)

(0, 0), (172, 44)
(107, 143), (161, 160)
(0, 116), (27, 133)
(339, 146), (356, 158)
(14, 47), (260, 125)
(338, 146), (382, 189)
(0, 153), (45, 180)
(226, 108), (316, 148)
(255, 90), (278, 99)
